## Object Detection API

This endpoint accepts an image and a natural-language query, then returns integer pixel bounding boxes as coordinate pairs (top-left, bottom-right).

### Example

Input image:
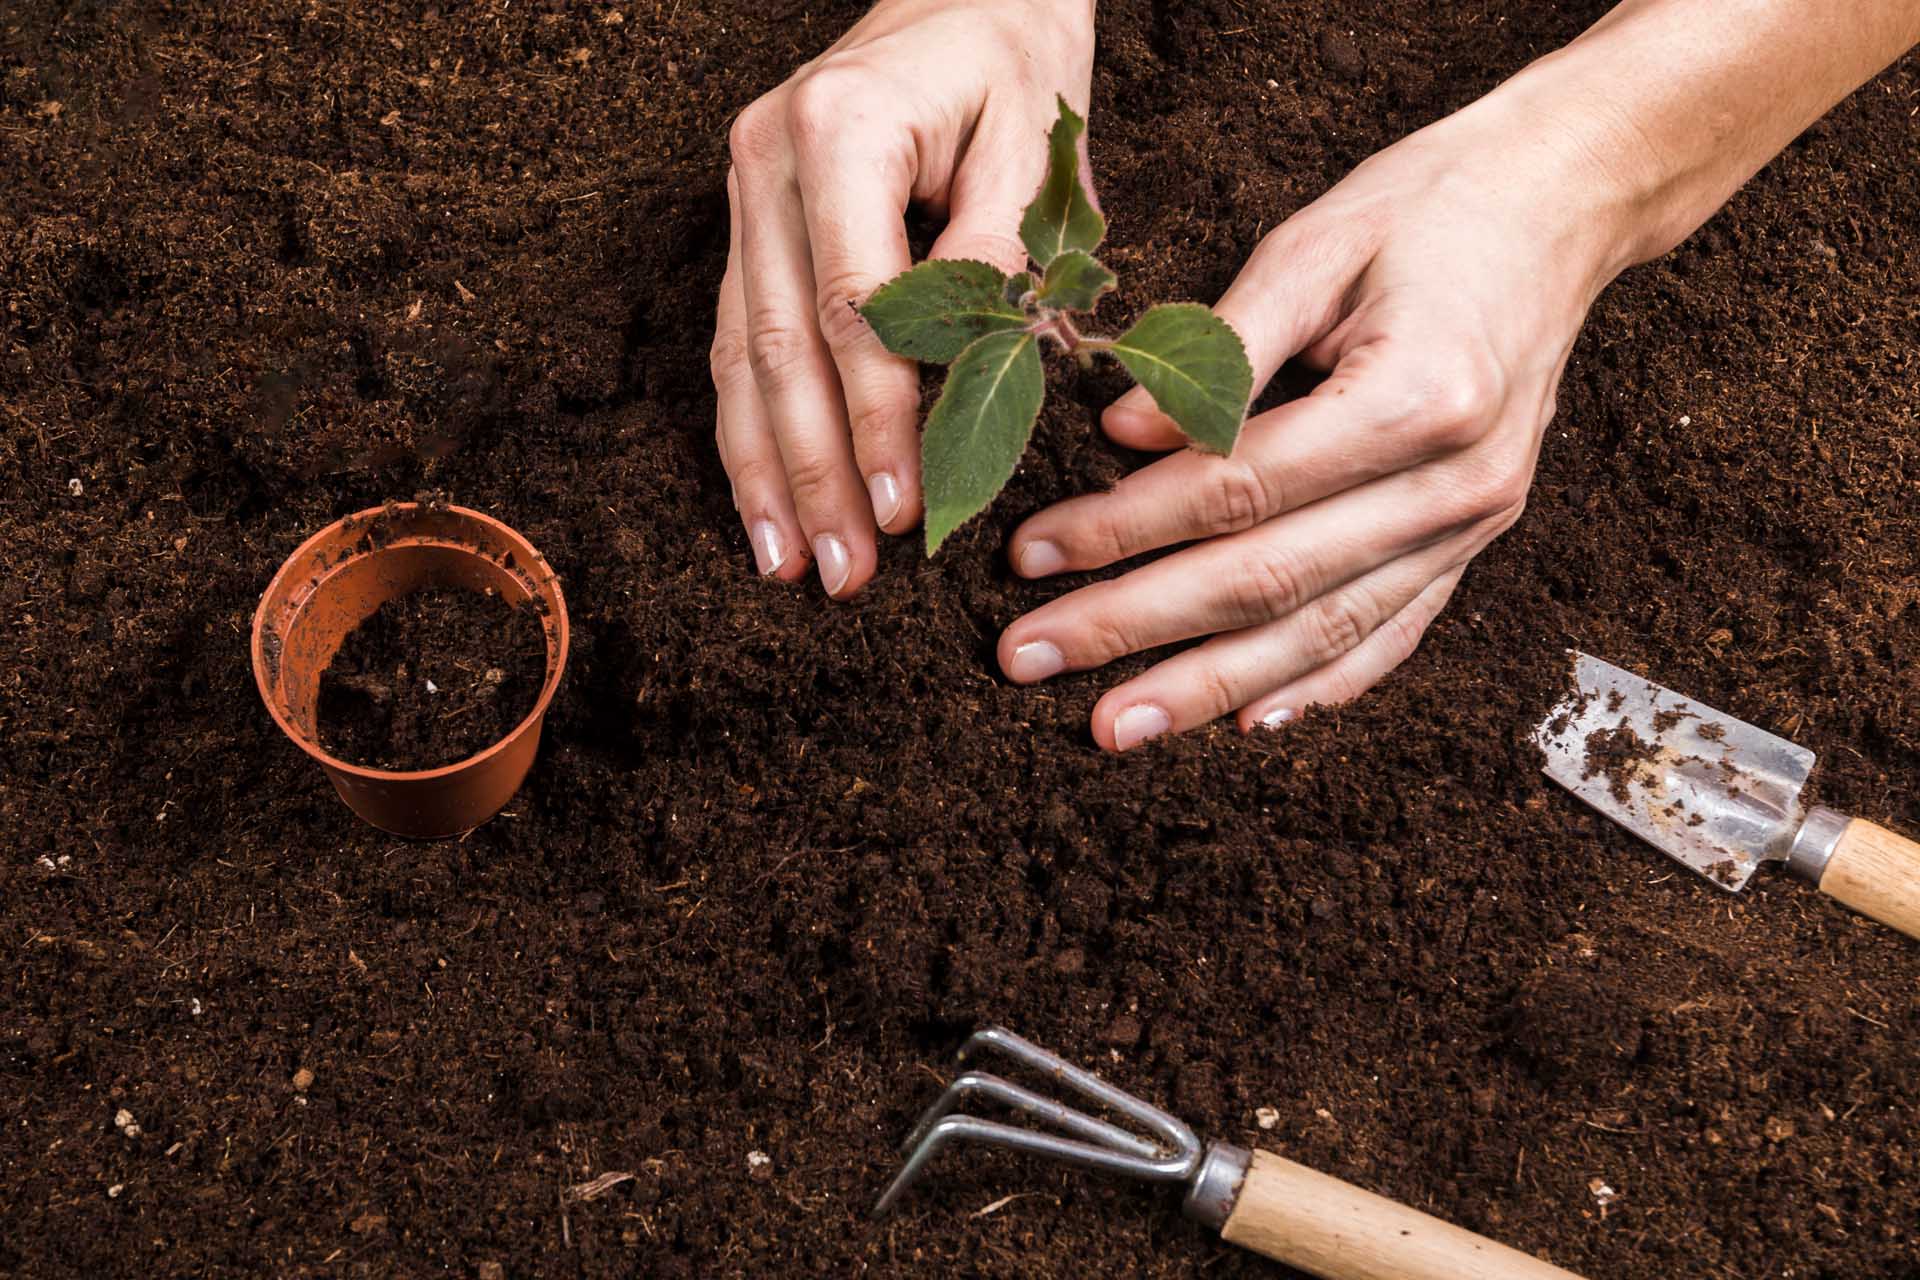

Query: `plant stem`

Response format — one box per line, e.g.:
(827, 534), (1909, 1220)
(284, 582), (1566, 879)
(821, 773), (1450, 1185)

(1053, 312), (1084, 351)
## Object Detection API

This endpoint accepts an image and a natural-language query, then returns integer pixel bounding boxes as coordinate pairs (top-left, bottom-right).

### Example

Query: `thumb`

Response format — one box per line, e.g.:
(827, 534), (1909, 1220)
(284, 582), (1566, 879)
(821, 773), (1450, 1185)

(1103, 211), (1373, 450)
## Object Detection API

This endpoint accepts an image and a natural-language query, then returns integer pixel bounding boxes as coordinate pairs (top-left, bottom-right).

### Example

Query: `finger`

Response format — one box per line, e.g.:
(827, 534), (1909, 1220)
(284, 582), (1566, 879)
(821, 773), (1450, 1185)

(1101, 210), (1376, 451)
(790, 75), (924, 535)
(1240, 565), (1464, 731)
(1085, 543), (1471, 751)
(928, 108), (1049, 275)
(998, 458), (1505, 685)
(715, 173), (808, 582)
(733, 108), (877, 599)
(1011, 339), (1492, 576)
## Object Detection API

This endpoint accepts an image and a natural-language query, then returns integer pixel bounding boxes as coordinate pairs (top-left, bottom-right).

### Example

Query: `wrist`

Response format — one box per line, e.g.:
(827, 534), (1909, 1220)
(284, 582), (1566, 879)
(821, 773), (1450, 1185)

(1471, 59), (1705, 277)
(1406, 87), (1646, 309)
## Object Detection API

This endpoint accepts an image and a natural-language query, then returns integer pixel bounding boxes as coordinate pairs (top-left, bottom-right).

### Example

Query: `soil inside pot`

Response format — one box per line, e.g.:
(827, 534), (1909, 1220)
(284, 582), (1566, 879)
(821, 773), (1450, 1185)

(316, 586), (547, 770)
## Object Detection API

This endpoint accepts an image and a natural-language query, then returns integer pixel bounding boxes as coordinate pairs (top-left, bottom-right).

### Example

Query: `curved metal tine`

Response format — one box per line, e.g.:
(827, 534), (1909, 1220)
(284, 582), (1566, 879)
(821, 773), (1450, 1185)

(898, 1070), (1162, 1161)
(873, 1114), (1187, 1218)
(958, 1026), (1202, 1166)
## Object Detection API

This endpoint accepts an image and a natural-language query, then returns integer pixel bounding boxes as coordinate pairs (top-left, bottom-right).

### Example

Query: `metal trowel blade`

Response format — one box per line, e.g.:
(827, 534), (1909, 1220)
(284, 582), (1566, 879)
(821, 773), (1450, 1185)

(1533, 653), (1816, 892)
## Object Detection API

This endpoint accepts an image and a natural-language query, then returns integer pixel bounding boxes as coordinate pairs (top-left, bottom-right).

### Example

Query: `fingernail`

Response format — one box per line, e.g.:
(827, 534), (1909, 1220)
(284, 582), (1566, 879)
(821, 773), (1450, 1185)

(814, 533), (851, 595)
(867, 472), (901, 526)
(751, 520), (787, 576)
(1261, 707), (1297, 729)
(1018, 539), (1067, 578)
(1007, 640), (1065, 683)
(1113, 703), (1172, 751)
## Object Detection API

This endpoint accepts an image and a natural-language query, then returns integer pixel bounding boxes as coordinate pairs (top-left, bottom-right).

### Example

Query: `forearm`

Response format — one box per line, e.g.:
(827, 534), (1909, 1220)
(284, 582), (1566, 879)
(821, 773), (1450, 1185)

(1481, 0), (1920, 273)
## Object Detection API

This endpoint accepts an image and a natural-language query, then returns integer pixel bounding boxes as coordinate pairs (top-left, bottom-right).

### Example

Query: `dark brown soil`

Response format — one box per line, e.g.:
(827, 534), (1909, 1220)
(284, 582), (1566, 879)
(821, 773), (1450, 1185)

(1583, 722), (1660, 806)
(2, 3), (1916, 1278)
(317, 586), (547, 770)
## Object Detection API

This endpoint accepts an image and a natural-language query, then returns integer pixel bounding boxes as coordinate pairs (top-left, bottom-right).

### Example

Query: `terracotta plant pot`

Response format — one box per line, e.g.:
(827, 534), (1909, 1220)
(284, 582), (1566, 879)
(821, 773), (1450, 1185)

(251, 502), (569, 838)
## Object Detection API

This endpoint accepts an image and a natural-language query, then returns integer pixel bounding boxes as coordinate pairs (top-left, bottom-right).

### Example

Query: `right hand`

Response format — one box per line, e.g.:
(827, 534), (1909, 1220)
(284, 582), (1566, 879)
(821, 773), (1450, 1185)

(712, 0), (1096, 597)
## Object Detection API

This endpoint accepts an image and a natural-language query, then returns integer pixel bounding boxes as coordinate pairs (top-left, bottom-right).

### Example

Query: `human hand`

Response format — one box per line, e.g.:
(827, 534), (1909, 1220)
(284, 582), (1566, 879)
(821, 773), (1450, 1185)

(712, 0), (1096, 597)
(996, 101), (1633, 750)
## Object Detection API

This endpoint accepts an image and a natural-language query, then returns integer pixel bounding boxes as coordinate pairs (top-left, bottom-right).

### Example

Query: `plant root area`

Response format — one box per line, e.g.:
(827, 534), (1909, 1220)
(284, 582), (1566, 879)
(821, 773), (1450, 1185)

(3, 3), (1916, 1277)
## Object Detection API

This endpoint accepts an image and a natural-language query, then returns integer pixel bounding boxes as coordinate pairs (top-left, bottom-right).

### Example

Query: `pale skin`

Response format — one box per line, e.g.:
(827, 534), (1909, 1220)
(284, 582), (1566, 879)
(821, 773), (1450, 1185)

(713, 0), (1920, 751)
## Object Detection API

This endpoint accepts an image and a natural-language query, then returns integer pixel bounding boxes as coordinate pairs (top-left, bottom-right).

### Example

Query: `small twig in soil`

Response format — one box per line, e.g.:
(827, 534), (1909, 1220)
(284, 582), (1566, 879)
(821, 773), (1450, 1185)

(971, 1191), (1047, 1219)
(1581, 1118), (1648, 1135)
(566, 1171), (635, 1202)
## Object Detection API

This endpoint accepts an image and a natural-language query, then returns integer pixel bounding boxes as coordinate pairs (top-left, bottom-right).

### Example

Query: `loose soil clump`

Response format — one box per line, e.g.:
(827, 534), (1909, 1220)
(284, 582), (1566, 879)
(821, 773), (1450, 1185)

(1582, 722), (1661, 805)
(317, 587), (547, 769)
(1, 3), (1915, 1278)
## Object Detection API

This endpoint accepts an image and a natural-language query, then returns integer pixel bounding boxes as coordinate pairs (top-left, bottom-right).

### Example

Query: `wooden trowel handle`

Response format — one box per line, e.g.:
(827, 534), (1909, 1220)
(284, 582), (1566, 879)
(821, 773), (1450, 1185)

(1819, 818), (1920, 941)
(1219, 1150), (1584, 1280)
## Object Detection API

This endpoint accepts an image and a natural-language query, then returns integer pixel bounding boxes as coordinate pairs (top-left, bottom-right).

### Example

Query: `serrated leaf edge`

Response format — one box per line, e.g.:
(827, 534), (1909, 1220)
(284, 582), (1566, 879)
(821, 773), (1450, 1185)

(859, 259), (1024, 364)
(1107, 303), (1252, 454)
(923, 330), (1042, 555)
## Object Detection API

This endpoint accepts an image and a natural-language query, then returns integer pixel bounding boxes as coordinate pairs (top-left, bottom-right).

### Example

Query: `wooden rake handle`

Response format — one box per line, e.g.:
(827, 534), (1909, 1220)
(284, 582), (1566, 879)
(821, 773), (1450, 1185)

(1217, 1150), (1584, 1280)
(1816, 817), (1920, 942)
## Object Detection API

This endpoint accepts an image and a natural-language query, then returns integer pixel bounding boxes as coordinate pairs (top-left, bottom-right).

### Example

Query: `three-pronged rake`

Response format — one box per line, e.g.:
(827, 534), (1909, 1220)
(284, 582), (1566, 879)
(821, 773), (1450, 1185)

(874, 1027), (1583, 1280)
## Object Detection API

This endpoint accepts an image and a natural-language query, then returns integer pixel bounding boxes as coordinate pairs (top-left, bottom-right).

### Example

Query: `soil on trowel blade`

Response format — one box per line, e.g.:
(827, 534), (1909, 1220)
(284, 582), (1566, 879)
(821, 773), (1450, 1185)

(2, 2), (1915, 1278)
(317, 587), (547, 770)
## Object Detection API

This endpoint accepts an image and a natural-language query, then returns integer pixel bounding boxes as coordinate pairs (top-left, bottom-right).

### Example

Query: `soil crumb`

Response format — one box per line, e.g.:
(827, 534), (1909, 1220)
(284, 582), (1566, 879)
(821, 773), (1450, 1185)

(318, 587), (546, 769)
(1582, 721), (1660, 804)
(1651, 708), (1696, 734)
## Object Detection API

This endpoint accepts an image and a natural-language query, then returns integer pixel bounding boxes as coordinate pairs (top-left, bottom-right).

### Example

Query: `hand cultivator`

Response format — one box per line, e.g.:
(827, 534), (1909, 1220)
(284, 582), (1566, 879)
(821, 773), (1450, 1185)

(877, 1027), (1584, 1280)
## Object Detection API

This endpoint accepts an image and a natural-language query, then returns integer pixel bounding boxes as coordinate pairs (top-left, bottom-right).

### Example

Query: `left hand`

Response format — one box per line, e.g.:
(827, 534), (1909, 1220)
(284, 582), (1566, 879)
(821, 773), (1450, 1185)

(996, 100), (1630, 751)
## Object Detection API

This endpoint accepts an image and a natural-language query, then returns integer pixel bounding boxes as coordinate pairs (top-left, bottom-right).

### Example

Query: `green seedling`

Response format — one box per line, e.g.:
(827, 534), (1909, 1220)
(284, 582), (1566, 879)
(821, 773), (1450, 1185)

(861, 97), (1253, 554)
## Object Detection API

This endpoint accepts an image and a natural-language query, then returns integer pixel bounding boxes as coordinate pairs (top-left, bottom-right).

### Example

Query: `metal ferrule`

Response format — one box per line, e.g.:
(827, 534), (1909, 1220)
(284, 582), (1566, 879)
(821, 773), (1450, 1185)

(1181, 1141), (1251, 1231)
(1787, 807), (1852, 885)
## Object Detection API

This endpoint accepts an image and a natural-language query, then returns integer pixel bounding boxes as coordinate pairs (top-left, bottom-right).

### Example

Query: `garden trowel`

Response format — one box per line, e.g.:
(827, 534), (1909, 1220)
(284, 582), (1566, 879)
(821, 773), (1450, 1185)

(1535, 652), (1920, 941)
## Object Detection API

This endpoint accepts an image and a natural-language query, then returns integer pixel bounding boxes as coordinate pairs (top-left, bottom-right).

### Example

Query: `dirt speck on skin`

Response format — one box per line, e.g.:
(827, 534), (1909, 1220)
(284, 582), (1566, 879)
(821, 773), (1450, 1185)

(2, 2), (1917, 1278)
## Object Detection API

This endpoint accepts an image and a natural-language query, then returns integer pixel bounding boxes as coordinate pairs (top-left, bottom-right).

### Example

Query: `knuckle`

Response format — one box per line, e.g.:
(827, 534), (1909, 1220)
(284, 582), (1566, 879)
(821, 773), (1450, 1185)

(744, 317), (811, 384)
(1459, 457), (1532, 524)
(1319, 662), (1373, 707)
(1199, 459), (1273, 535)
(1306, 591), (1373, 665)
(1406, 350), (1502, 450)
(845, 396), (908, 449)
(1082, 609), (1141, 663)
(781, 451), (843, 509)
(815, 273), (880, 352)
(786, 69), (865, 147)
(1193, 663), (1244, 719)
(709, 329), (751, 390)
(727, 455), (784, 502)
(1088, 501), (1140, 566)
(1228, 548), (1307, 626)
(727, 98), (784, 166)
(1377, 606), (1431, 667)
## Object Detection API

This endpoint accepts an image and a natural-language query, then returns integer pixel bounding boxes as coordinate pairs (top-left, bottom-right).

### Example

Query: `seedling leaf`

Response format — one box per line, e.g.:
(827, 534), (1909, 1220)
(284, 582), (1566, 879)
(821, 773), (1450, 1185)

(860, 260), (1027, 364)
(1037, 250), (1115, 312)
(1019, 97), (1105, 269)
(1003, 271), (1035, 308)
(1105, 304), (1252, 453)
(921, 329), (1045, 554)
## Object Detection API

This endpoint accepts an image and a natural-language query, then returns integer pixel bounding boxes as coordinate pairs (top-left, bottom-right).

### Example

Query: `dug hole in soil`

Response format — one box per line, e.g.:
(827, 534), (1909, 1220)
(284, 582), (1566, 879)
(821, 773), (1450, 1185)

(3, 2), (1916, 1277)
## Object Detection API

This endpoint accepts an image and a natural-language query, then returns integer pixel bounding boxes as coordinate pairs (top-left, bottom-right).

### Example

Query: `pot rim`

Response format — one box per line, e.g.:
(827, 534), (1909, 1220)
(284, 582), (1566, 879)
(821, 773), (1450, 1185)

(250, 501), (570, 783)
